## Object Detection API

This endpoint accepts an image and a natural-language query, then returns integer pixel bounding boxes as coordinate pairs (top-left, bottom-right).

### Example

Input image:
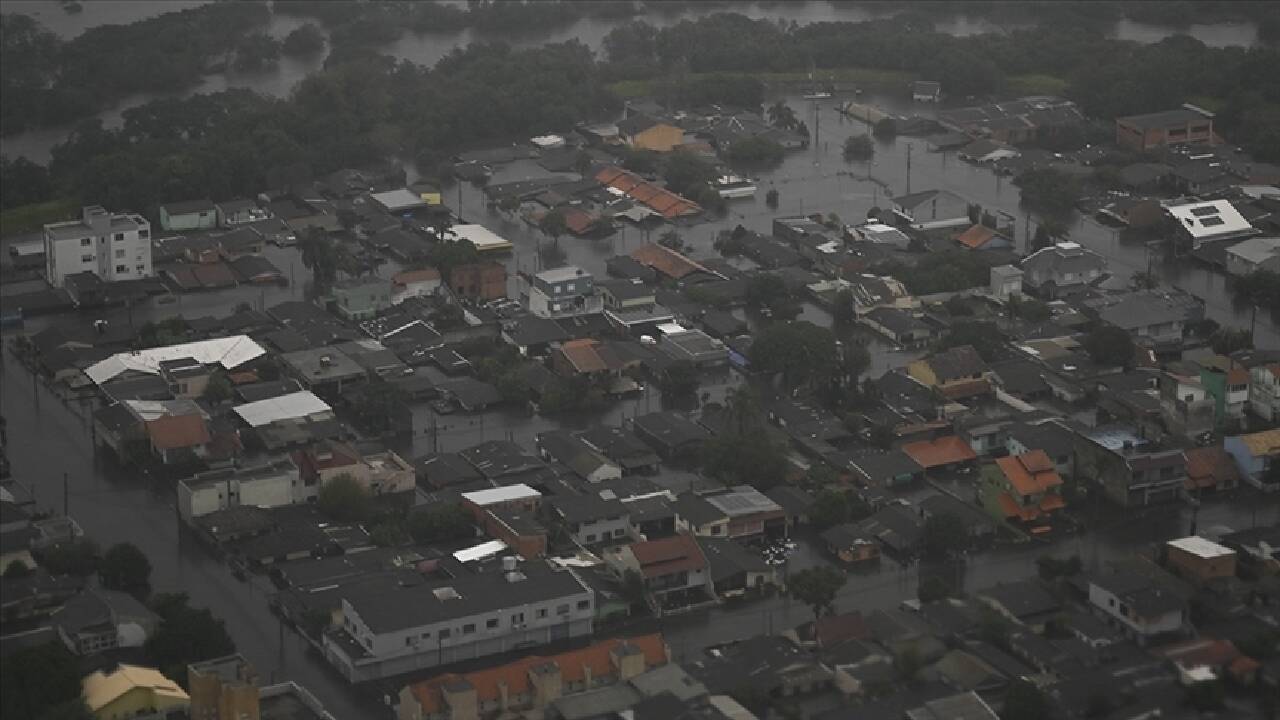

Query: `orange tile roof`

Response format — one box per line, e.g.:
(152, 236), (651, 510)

(146, 414), (211, 451)
(996, 492), (1039, 521)
(996, 451), (1063, 496)
(1184, 446), (1240, 490)
(901, 436), (976, 469)
(560, 339), (610, 374)
(407, 635), (667, 714)
(955, 224), (998, 249)
(1227, 367), (1249, 385)
(631, 533), (707, 579)
(1039, 494), (1066, 512)
(594, 167), (700, 219)
(939, 378), (992, 400)
(630, 243), (712, 280)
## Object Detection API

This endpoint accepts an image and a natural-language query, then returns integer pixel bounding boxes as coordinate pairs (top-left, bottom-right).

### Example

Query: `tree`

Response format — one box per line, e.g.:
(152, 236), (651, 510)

(407, 503), (474, 544)
(1210, 327), (1253, 355)
(832, 289), (856, 330)
(39, 538), (99, 576)
(1036, 554), (1083, 580)
(658, 228), (683, 251)
(1002, 679), (1049, 720)
(768, 100), (798, 130)
(842, 134), (874, 161)
(317, 474), (372, 523)
(873, 118), (897, 139)
(1, 643), (86, 720)
(299, 228), (338, 288)
(918, 575), (952, 603)
(662, 149), (718, 197)
(100, 542), (151, 599)
(621, 569), (647, 609)
(726, 136), (785, 169)
(946, 295), (974, 317)
(660, 361), (700, 397)
(1082, 325), (1135, 368)
(788, 566), (847, 621)
(922, 513), (966, 560)
(765, 188), (779, 209)
(809, 489), (851, 531)
(702, 388), (789, 491)
(369, 520), (410, 547)
(750, 321), (838, 390)
(936, 321), (1005, 362)
(4, 559), (32, 578)
(745, 274), (793, 315)
(539, 208), (568, 248)
(146, 593), (236, 683)
(1015, 168), (1082, 219)
(895, 643), (922, 680)
(282, 23), (326, 57)
(201, 373), (233, 404)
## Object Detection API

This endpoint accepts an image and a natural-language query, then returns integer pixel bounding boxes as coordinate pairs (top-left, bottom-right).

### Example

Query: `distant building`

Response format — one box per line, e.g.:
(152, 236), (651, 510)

(1115, 105), (1214, 152)
(1165, 199), (1258, 250)
(1074, 426), (1186, 506)
(891, 190), (970, 230)
(617, 114), (685, 153)
(1249, 363), (1280, 422)
(1165, 536), (1236, 585)
(160, 199), (218, 231)
(449, 261), (507, 301)
(45, 205), (153, 287)
(990, 265), (1023, 299)
(1087, 569), (1187, 644)
(912, 80), (942, 102)
(1224, 236), (1280, 277)
(1019, 242), (1106, 299)
(330, 277), (392, 321)
(523, 265), (602, 319)
(189, 654), (337, 720)
(177, 457), (310, 521)
(1224, 428), (1280, 492)
(980, 450), (1066, 532)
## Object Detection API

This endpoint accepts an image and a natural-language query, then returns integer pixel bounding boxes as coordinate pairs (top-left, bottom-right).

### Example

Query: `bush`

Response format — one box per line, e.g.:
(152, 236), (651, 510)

(317, 474), (372, 523)
(842, 134), (874, 161)
(100, 542), (151, 599)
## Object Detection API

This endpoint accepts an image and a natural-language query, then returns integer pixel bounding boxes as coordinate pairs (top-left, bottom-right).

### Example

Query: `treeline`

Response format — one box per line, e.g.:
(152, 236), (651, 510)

(600, 14), (1280, 160)
(0, 3), (272, 135)
(2, 40), (617, 214)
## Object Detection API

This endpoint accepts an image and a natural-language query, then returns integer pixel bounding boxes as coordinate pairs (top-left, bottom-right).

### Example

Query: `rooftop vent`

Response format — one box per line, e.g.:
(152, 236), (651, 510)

(433, 587), (461, 601)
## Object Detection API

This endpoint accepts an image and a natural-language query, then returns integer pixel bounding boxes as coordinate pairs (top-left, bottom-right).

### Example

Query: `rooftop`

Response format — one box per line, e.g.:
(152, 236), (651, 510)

(704, 485), (783, 518)
(86, 336), (265, 385)
(460, 484), (541, 507)
(1117, 107), (1212, 129)
(1166, 536), (1235, 560)
(233, 391), (332, 428)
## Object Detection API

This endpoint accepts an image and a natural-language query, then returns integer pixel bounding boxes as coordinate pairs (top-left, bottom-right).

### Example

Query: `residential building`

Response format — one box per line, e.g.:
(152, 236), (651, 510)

(702, 486), (786, 539)
(1183, 446), (1240, 494)
(1019, 242), (1106, 299)
(579, 426), (661, 475)
(54, 589), (159, 656)
(231, 390), (339, 450)
(445, 224), (514, 254)
(536, 430), (621, 483)
(215, 198), (268, 227)
(860, 306), (934, 347)
(1224, 428), (1280, 492)
(396, 635), (669, 720)
(628, 243), (721, 283)
(1115, 106), (1215, 151)
(821, 523), (880, 564)
(1074, 427), (1186, 506)
(1249, 363), (1280, 421)
(891, 190), (971, 230)
(618, 114), (685, 153)
(83, 665), (189, 720)
(606, 533), (712, 607)
(294, 440), (415, 496)
(907, 345), (991, 401)
(1165, 536), (1236, 585)
(391, 268), (441, 304)
(1225, 236), (1280, 276)
(160, 199), (218, 231)
(907, 691), (999, 720)
(1166, 198), (1259, 249)
(331, 277), (392, 321)
(938, 96), (1084, 144)
(699, 536), (778, 598)
(912, 80), (942, 102)
(547, 494), (631, 546)
(323, 560), (595, 682)
(597, 168), (701, 220)
(187, 655), (261, 720)
(84, 335), (265, 387)
(448, 261), (507, 301)
(177, 457), (309, 521)
(980, 450), (1066, 532)
(631, 411), (711, 460)
(45, 205), (153, 287)
(1087, 571), (1187, 644)
(279, 347), (368, 391)
(460, 484), (542, 520)
(954, 224), (1012, 251)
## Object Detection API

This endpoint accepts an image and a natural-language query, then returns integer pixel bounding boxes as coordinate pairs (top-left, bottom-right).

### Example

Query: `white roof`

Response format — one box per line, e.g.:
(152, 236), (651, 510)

(370, 188), (426, 212)
(1166, 199), (1255, 240)
(1167, 536), (1234, 559)
(460, 484), (540, 507)
(530, 134), (565, 147)
(447, 224), (513, 252)
(453, 539), (507, 563)
(233, 391), (332, 428)
(656, 322), (688, 335)
(1225, 236), (1280, 263)
(86, 335), (264, 385)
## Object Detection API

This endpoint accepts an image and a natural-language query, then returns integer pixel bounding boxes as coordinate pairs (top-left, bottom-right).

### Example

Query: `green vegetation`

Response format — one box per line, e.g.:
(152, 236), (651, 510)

(873, 252), (991, 295)
(918, 575), (953, 603)
(1002, 679), (1050, 720)
(317, 474), (372, 523)
(146, 592), (236, 685)
(281, 23), (326, 57)
(922, 513), (967, 560)
(0, 197), (78, 236)
(750, 321), (838, 391)
(842, 135), (874, 161)
(702, 388), (789, 491)
(1083, 325), (1136, 368)
(808, 488), (872, 531)
(408, 503), (474, 544)
(725, 136), (785, 169)
(1006, 73), (1069, 96)
(1015, 168), (1082, 219)
(99, 542), (152, 600)
(1235, 269), (1280, 315)
(38, 538), (100, 577)
(788, 566), (847, 622)
(1, 642), (89, 720)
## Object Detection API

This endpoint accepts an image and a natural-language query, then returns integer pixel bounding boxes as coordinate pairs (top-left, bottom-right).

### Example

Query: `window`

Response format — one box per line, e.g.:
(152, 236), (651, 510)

(81, 254), (94, 263)
(556, 604), (570, 615)
(584, 533), (596, 543)
(462, 623), (476, 634)
(139, 228), (149, 239)
(439, 628), (451, 639)
(613, 528), (625, 537)
(80, 238), (91, 246)
(136, 264), (146, 273)
(115, 249), (126, 258)
(511, 612), (524, 625)
(486, 618), (498, 629)
(576, 600), (590, 610)
(116, 265), (128, 273)
(405, 637), (413, 646)
(421, 632), (430, 640)
(537, 608), (548, 619)
(113, 233), (124, 241)
(711, 525), (723, 535)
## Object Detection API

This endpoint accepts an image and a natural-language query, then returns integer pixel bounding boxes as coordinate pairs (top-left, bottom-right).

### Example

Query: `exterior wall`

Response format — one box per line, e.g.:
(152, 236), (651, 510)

(178, 466), (306, 521)
(528, 286), (603, 319)
(161, 207), (218, 232)
(45, 207), (153, 287)
(570, 515), (631, 545)
(1166, 546), (1236, 584)
(450, 264), (507, 301)
(94, 689), (188, 720)
(1115, 117), (1214, 152)
(1088, 583), (1184, 641)
(334, 283), (392, 321)
(1249, 367), (1280, 421)
(1224, 435), (1276, 492)
(326, 584), (595, 682)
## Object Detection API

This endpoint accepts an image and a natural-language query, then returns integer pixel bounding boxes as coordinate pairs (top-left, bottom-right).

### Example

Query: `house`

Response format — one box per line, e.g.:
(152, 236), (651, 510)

(912, 80), (942, 102)
(280, 347), (366, 391)
(160, 199), (218, 231)
(397, 635), (668, 720)
(445, 224), (514, 254)
(1087, 569), (1187, 644)
(537, 430), (621, 483)
(214, 198), (267, 227)
(370, 187), (430, 216)
(954, 224), (1012, 251)
(976, 579), (1061, 631)
(631, 411), (711, 460)
(848, 221), (911, 250)
(448, 261), (507, 301)
(702, 485), (786, 539)
(188, 655), (335, 720)
(580, 426), (661, 475)
(1115, 106), (1215, 151)
(522, 265), (602, 319)
(231, 390), (338, 450)
(1183, 445), (1241, 494)
(547, 494), (631, 546)
(1020, 242), (1106, 299)
(293, 440), (415, 496)
(1224, 428), (1280, 492)
(606, 533), (712, 608)
(850, 506), (925, 556)
(846, 451), (925, 489)
(958, 139), (1019, 163)
(331, 277), (392, 321)
(1074, 426), (1187, 506)
(229, 254), (283, 284)
(177, 457), (309, 521)
(54, 589), (159, 656)
(1249, 363), (1280, 421)
(1225, 236), (1280, 276)
(1165, 199), (1258, 250)
(83, 665), (189, 720)
(980, 450), (1066, 532)
(44, 206), (153, 287)
(937, 96), (1084, 145)
(907, 345), (991, 401)
(765, 485), (815, 528)
(391, 268), (441, 304)
(1165, 536), (1236, 585)
(618, 114), (685, 153)
(860, 306), (933, 346)
(699, 536), (777, 598)
(891, 190), (971, 230)
(821, 523), (880, 564)
(629, 243), (721, 283)
(596, 168), (701, 220)
(144, 408), (214, 465)
(918, 493), (996, 541)
(907, 691), (998, 720)
(323, 560), (595, 682)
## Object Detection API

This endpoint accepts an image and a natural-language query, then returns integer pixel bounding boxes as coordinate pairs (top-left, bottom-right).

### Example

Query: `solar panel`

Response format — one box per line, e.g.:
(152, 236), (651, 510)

(1201, 217), (1225, 227)
(1190, 205), (1219, 217)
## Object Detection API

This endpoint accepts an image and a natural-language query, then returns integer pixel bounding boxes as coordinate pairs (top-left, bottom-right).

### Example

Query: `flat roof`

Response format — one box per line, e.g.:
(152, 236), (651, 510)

(447, 224), (513, 252)
(1166, 199), (1255, 241)
(705, 485), (783, 518)
(453, 539), (507, 563)
(460, 484), (541, 507)
(370, 188), (428, 212)
(233, 391), (332, 428)
(86, 336), (264, 385)
(1167, 536), (1235, 559)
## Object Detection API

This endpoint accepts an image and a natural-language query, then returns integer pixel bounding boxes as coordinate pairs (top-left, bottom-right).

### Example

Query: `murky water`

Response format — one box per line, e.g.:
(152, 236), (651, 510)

(0, 1), (1263, 162)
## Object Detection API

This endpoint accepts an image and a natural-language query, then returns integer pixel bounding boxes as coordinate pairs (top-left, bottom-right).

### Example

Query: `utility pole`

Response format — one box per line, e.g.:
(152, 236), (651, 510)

(905, 143), (913, 196)
(63, 472), (68, 516)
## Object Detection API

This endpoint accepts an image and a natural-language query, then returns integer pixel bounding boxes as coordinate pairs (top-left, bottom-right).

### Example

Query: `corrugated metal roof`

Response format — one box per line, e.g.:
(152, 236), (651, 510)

(86, 335), (264, 385)
(233, 390), (331, 428)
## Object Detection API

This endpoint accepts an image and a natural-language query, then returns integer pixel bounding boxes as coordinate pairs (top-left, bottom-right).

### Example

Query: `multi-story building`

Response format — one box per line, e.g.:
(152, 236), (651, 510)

(45, 205), (153, 287)
(188, 654), (337, 720)
(1224, 428), (1280, 493)
(1115, 106), (1214, 152)
(323, 559), (595, 682)
(1088, 570), (1187, 644)
(1019, 242), (1106, 299)
(980, 450), (1066, 531)
(1073, 426), (1186, 507)
(177, 457), (311, 521)
(1249, 363), (1280, 422)
(522, 265), (602, 319)
(448, 261), (507, 301)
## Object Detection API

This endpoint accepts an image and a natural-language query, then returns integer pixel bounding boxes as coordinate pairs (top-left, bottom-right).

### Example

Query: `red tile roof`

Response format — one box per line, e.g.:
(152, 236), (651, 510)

(1183, 446), (1240, 490)
(901, 436), (977, 469)
(955, 224), (998, 249)
(559, 339), (615, 374)
(630, 532), (707, 579)
(146, 414), (211, 451)
(595, 167), (700, 219)
(393, 268), (441, 285)
(996, 451), (1063, 496)
(629, 243), (714, 280)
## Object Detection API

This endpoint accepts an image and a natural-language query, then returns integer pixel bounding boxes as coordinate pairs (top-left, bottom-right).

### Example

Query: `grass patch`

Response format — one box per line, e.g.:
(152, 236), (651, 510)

(1006, 74), (1069, 96)
(1, 198), (78, 238)
(606, 79), (656, 98)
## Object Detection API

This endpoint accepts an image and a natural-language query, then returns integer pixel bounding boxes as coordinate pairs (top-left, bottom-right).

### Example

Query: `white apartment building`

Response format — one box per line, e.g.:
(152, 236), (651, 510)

(1250, 364), (1280, 422)
(177, 458), (312, 521)
(44, 205), (153, 287)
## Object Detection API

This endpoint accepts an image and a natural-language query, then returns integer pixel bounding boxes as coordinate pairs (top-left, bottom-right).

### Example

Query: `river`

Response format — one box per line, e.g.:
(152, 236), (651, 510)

(0, 1), (1264, 163)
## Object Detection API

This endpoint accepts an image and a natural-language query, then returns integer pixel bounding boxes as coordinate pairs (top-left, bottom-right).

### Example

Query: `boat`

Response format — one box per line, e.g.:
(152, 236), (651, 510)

(714, 175), (758, 199)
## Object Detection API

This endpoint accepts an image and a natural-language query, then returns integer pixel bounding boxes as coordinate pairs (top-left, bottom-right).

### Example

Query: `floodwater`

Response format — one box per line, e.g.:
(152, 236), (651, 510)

(0, 0), (1264, 162)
